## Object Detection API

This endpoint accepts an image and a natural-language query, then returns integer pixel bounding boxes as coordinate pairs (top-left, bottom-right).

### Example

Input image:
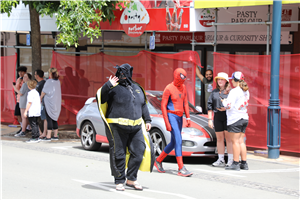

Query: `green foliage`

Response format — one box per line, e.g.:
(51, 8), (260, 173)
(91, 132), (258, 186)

(1, 0), (20, 17)
(1, 1), (60, 17)
(55, 0), (127, 48)
(1, 0), (128, 48)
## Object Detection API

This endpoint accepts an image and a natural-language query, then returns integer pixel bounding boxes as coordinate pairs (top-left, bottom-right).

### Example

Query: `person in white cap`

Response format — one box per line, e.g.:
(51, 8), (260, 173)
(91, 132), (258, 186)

(207, 72), (233, 167)
(222, 71), (250, 171)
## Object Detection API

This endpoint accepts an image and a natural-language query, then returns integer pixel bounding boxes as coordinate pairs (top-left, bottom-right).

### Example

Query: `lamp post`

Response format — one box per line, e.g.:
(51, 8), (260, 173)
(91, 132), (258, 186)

(267, 0), (282, 159)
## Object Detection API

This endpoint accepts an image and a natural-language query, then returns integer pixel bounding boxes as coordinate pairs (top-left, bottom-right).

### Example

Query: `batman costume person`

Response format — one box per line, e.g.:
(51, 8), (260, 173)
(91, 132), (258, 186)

(96, 63), (154, 191)
(154, 68), (193, 177)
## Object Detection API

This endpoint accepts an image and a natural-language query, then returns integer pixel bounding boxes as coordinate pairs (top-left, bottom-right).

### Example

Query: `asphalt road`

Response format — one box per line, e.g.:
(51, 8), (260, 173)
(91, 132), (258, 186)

(1, 136), (299, 199)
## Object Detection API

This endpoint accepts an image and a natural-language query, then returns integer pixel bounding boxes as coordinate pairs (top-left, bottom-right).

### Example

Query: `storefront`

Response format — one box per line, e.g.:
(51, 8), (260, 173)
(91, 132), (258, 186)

(1, 1), (299, 110)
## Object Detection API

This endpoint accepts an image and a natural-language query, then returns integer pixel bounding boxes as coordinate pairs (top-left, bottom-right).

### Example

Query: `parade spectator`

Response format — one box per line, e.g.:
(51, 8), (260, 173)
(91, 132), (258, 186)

(154, 68), (193, 177)
(61, 66), (78, 124)
(13, 66), (27, 134)
(13, 73), (32, 137)
(78, 69), (90, 107)
(207, 72), (233, 167)
(34, 69), (47, 139)
(196, 67), (213, 113)
(222, 72), (250, 171)
(96, 64), (154, 191)
(40, 68), (62, 142)
(78, 69), (90, 97)
(24, 80), (41, 143)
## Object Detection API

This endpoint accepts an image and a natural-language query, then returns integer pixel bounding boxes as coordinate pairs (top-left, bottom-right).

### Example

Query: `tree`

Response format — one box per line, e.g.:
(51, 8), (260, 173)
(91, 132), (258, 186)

(1, 0), (127, 73)
(1, 1), (60, 73)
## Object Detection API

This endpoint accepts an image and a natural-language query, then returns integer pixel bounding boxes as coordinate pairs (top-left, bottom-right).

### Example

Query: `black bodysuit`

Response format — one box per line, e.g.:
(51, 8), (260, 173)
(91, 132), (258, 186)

(97, 78), (153, 184)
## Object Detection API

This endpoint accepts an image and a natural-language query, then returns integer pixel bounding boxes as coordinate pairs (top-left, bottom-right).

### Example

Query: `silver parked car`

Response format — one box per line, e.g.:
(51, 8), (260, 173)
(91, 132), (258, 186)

(76, 91), (217, 157)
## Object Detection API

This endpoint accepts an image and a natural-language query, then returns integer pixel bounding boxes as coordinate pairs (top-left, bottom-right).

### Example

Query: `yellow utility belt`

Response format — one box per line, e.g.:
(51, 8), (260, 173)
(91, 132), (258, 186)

(106, 117), (143, 126)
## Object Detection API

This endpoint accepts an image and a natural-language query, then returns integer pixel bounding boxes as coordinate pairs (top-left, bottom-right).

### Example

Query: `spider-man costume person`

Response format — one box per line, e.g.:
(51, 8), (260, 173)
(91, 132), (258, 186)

(154, 68), (193, 177)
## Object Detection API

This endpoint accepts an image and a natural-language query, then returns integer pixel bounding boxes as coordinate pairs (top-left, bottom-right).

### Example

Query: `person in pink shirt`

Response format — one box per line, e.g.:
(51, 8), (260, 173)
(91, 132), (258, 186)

(13, 66), (27, 134)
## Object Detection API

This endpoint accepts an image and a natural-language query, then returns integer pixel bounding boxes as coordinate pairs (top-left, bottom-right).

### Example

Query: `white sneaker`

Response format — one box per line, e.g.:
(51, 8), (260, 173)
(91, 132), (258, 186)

(226, 159), (233, 167)
(212, 159), (226, 167)
(14, 132), (26, 137)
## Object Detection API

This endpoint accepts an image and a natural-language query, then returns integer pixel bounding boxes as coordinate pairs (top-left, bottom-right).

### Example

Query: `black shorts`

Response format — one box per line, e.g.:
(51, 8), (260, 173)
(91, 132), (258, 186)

(228, 119), (248, 133)
(14, 103), (21, 116)
(213, 111), (227, 132)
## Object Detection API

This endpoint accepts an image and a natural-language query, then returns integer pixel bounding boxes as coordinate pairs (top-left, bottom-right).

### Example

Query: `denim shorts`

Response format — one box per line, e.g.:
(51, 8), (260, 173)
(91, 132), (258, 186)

(227, 118), (248, 133)
(40, 105), (46, 120)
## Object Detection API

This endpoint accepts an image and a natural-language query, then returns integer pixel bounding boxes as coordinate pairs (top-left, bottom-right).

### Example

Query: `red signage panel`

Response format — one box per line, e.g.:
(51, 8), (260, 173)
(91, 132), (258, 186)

(100, 8), (190, 32)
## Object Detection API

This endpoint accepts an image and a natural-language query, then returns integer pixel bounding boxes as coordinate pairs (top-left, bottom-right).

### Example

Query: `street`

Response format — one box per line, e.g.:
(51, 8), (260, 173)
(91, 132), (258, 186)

(1, 132), (299, 199)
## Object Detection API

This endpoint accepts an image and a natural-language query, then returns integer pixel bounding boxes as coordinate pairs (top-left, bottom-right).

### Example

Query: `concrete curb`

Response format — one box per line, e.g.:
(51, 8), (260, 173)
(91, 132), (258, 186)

(1, 124), (79, 140)
(1, 124), (299, 165)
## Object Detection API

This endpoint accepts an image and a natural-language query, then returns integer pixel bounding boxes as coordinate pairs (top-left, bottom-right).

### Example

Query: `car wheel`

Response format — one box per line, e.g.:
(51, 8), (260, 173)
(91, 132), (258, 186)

(150, 128), (166, 156)
(80, 121), (102, 151)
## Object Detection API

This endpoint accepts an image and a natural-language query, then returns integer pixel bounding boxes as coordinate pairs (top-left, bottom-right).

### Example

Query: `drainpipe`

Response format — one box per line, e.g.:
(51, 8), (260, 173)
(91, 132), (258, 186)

(213, 8), (218, 52)
(267, 0), (282, 159)
(266, 5), (270, 55)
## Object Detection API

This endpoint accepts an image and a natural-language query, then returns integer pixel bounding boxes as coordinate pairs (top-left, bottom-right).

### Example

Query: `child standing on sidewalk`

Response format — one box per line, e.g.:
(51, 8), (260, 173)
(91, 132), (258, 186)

(24, 80), (41, 143)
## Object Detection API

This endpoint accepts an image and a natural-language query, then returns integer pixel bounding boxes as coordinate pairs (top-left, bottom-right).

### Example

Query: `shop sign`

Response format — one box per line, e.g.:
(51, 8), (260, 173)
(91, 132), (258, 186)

(191, 5), (298, 32)
(194, 1), (300, 9)
(205, 31), (290, 44)
(155, 32), (205, 44)
(120, 1), (150, 37)
(101, 8), (190, 32)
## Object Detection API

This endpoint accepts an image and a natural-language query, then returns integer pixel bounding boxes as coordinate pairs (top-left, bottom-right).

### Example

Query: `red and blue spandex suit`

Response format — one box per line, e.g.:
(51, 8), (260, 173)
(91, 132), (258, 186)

(157, 68), (190, 170)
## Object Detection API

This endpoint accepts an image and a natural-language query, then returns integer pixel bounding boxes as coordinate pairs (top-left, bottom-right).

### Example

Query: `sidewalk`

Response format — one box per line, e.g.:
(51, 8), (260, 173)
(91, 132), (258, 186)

(1, 123), (79, 141)
(1, 123), (299, 166)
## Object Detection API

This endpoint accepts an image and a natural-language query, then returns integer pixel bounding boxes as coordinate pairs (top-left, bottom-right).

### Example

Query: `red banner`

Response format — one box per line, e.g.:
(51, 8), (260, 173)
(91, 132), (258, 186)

(50, 50), (199, 125)
(1, 54), (17, 124)
(213, 53), (300, 153)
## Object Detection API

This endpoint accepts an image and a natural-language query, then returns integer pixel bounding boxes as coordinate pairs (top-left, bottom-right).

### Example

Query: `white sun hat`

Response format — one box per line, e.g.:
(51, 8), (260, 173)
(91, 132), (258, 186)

(214, 72), (229, 83)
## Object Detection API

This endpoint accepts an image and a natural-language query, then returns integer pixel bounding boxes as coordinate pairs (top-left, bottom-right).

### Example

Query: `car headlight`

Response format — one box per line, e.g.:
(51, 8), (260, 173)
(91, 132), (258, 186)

(182, 140), (195, 147)
(182, 127), (204, 136)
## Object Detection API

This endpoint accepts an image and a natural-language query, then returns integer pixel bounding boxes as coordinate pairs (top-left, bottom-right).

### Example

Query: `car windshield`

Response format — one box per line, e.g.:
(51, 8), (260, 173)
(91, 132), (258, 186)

(146, 92), (200, 114)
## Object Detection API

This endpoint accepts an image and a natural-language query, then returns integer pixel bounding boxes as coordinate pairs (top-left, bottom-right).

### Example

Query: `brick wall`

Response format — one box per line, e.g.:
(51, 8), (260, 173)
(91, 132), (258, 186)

(293, 8), (300, 54)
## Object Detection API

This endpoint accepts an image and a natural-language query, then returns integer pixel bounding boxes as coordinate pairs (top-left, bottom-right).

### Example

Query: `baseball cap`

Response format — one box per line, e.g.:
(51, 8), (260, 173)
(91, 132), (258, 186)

(229, 71), (244, 81)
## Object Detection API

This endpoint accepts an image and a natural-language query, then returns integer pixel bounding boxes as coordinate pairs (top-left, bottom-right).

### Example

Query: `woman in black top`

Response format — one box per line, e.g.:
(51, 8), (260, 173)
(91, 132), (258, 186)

(207, 72), (233, 167)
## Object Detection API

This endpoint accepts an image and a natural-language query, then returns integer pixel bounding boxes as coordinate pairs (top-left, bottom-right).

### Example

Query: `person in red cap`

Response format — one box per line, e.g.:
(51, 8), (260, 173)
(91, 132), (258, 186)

(222, 71), (250, 171)
(154, 68), (193, 177)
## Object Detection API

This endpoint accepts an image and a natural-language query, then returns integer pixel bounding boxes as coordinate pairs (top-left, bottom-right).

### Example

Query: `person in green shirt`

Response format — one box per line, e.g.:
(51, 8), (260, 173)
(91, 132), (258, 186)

(196, 67), (213, 114)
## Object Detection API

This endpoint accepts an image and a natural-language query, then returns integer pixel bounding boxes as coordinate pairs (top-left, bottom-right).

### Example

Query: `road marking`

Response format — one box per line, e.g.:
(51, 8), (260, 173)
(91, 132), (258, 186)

(237, 168), (300, 174)
(73, 179), (196, 199)
(195, 168), (299, 177)
(143, 188), (196, 199)
(194, 168), (246, 177)
(73, 179), (150, 199)
(51, 146), (73, 150)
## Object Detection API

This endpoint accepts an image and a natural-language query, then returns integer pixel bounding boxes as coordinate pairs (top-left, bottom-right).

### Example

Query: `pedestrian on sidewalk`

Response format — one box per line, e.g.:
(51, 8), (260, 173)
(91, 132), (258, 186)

(40, 68), (61, 142)
(195, 67), (213, 114)
(24, 80), (41, 143)
(34, 69), (47, 139)
(154, 68), (193, 177)
(222, 71), (250, 171)
(12, 66), (27, 134)
(207, 72), (233, 167)
(13, 72), (32, 137)
(96, 63), (154, 191)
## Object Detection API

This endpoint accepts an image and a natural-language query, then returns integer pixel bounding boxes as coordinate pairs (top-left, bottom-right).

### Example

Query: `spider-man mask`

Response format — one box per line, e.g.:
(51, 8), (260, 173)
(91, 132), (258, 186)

(173, 68), (187, 87)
